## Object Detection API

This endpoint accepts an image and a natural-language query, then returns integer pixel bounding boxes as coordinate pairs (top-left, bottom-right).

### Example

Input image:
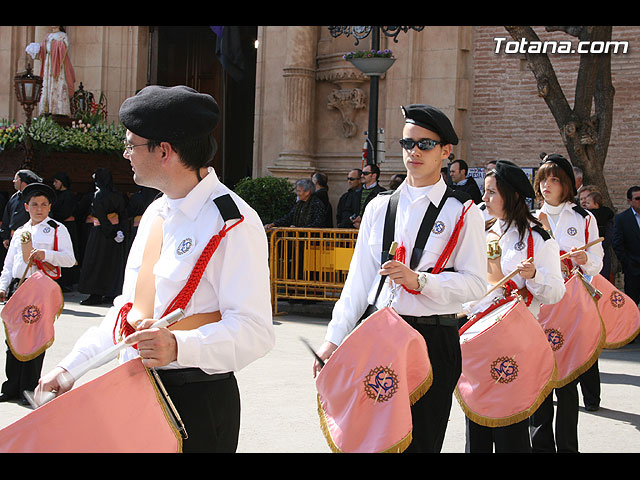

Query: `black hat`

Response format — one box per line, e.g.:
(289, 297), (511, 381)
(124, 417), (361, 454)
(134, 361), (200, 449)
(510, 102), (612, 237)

(22, 182), (56, 204)
(53, 172), (71, 188)
(493, 160), (535, 199)
(540, 152), (577, 195)
(17, 169), (42, 185)
(401, 104), (459, 145)
(119, 85), (220, 143)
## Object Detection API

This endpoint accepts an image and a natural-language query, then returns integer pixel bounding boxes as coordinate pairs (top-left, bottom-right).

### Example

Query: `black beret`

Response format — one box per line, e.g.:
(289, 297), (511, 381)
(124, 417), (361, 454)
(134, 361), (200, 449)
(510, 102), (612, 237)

(119, 85), (220, 142)
(493, 160), (535, 199)
(17, 169), (42, 185)
(540, 152), (577, 195)
(401, 104), (459, 145)
(22, 182), (56, 204)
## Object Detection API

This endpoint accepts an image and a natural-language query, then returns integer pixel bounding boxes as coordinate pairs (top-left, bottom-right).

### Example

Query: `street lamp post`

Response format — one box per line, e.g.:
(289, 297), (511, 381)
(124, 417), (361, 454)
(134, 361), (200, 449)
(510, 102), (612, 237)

(14, 63), (43, 167)
(328, 26), (424, 165)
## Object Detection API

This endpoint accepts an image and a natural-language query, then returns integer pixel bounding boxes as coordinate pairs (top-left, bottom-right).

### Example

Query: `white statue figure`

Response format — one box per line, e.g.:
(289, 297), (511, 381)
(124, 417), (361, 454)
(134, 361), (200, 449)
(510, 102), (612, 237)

(37, 26), (76, 116)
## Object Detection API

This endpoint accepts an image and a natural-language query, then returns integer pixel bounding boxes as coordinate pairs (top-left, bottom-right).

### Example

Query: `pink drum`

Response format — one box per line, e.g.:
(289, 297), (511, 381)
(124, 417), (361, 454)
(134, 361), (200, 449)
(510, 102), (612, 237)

(537, 272), (605, 388)
(316, 307), (432, 453)
(591, 274), (640, 349)
(0, 358), (183, 453)
(1, 271), (63, 361)
(456, 298), (556, 427)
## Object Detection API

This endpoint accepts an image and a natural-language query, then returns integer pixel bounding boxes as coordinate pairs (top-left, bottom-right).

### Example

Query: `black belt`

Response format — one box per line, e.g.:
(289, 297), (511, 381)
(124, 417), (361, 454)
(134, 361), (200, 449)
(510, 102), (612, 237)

(156, 367), (233, 387)
(401, 313), (458, 327)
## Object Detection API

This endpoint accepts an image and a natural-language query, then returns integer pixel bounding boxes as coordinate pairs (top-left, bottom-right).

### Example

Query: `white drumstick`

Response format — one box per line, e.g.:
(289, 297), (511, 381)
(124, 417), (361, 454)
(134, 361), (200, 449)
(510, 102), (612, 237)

(28, 309), (185, 408)
(65, 308), (185, 384)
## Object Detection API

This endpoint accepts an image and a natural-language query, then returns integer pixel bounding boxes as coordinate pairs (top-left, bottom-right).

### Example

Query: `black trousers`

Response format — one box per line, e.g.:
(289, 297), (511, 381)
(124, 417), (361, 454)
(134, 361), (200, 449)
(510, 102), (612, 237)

(157, 369), (241, 453)
(623, 272), (640, 307)
(403, 322), (461, 453)
(466, 418), (532, 453)
(529, 379), (579, 453)
(578, 360), (601, 408)
(2, 342), (45, 398)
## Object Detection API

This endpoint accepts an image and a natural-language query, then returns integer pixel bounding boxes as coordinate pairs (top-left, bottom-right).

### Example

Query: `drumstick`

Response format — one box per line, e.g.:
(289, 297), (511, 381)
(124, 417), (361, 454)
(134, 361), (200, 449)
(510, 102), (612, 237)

(559, 237), (603, 261)
(65, 308), (186, 383)
(27, 308), (186, 409)
(466, 237), (604, 315)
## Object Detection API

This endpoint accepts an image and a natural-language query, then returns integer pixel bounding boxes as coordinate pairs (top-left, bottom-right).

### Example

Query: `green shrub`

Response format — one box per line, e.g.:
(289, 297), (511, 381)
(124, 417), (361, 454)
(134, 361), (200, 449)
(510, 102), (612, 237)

(234, 176), (296, 224)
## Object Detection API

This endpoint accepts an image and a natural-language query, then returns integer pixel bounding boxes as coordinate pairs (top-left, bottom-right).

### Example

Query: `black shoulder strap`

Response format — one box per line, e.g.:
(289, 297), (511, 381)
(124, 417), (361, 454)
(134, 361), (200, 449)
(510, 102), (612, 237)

(531, 224), (551, 241)
(572, 204), (589, 218)
(47, 219), (59, 230)
(409, 188), (453, 270)
(214, 194), (242, 222)
(372, 186), (453, 305)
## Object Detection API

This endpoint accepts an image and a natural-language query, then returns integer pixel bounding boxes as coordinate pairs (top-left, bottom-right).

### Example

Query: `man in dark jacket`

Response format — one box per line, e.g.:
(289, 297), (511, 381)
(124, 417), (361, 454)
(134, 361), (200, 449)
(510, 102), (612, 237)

(613, 185), (640, 306)
(336, 168), (362, 228)
(351, 163), (386, 229)
(449, 159), (482, 204)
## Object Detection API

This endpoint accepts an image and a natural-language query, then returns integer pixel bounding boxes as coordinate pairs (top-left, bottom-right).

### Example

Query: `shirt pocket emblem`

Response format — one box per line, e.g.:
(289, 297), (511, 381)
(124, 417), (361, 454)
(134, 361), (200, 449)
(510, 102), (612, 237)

(514, 241), (525, 251)
(567, 226), (577, 236)
(43, 226), (51, 234)
(432, 220), (446, 235)
(176, 237), (194, 256)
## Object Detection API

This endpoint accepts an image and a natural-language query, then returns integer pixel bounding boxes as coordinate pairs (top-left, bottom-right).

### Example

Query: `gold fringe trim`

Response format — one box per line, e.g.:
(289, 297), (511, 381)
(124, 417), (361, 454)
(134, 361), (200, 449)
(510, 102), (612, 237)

(454, 362), (558, 428)
(604, 324), (640, 350)
(2, 287), (65, 362)
(552, 284), (606, 388)
(144, 366), (183, 453)
(316, 369), (433, 453)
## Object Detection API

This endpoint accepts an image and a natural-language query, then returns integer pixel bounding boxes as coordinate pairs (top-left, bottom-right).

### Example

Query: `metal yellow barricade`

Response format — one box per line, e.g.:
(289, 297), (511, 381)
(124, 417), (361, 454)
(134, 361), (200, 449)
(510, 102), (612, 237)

(267, 228), (358, 315)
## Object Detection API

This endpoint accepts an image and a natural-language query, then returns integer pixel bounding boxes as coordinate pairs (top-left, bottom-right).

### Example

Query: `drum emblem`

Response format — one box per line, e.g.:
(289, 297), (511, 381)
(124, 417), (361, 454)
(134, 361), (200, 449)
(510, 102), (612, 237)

(490, 356), (518, 383)
(545, 328), (564, 351)
(610, 291), (625, 308)
(432, 221), (445, 235)
(567, 227), (577, 236)
(176, 238), (193, 255)
(364, 365), (399, 403)
(21, 305), (41, 324)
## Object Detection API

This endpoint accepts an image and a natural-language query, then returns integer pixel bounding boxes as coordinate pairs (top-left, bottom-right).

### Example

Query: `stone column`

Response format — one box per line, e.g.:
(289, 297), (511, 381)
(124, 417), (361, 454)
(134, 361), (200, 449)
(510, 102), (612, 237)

(273, 26), (318, 176)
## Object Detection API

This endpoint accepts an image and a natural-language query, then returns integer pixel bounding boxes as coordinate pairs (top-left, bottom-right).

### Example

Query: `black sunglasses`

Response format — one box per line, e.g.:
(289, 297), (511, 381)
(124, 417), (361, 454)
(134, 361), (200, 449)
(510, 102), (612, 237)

(399, 138), (445, 151)
(347, 176), (360, 181)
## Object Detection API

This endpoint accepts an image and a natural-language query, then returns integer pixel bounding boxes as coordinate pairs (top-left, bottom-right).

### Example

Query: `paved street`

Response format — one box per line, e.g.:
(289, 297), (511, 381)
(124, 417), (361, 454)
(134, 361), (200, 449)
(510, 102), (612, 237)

(0, 292), (638, 453)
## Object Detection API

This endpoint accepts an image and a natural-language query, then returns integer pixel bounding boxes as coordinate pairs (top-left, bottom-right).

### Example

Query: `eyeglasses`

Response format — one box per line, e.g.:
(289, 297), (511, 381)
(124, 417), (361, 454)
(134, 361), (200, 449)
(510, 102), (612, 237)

(347, 176), (361, 181)
(123, 142), (151, 155)
(399, 138), (445, 151)
(362, 171), (373, 176)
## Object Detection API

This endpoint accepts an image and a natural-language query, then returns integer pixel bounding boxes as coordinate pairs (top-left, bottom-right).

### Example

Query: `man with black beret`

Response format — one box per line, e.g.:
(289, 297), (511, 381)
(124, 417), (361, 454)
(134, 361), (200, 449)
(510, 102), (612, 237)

(314, 104), (487, 452)
(36, 85), (275, 452)
(0, 169), (43, 250)
(0, 182), (75, 404)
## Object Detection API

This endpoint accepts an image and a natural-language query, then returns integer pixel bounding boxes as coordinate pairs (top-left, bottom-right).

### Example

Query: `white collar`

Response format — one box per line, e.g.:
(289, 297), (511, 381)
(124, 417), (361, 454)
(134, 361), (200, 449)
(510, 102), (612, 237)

(400, 175), (447, 206)
(161, 167), (221, 221)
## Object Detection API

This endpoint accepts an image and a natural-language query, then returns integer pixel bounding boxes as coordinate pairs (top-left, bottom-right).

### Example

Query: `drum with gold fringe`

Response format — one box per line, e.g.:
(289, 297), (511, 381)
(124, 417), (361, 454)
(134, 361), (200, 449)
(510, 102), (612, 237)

(315, 307), (432, 453)
(1, 271), (64, 361)
(0, 358), (183, 453)
(590, 274), (640, 349)
(537, 271), (605, 388)
(455, 298), (557, 427)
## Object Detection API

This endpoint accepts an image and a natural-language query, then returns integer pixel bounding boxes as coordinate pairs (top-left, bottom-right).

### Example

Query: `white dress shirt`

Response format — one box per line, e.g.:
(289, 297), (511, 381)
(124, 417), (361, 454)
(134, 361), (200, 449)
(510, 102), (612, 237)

(326, 177), (487, 346)
(58, 167), (275, 376)
(537, 201), (604, 277)
(0, 217), (75, 292)
(488, 220), (565, 317)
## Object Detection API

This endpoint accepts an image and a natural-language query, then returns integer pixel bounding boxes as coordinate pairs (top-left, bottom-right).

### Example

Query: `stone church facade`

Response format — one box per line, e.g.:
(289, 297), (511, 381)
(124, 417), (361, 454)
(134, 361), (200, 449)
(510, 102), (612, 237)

(1, 25), (638, 212)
